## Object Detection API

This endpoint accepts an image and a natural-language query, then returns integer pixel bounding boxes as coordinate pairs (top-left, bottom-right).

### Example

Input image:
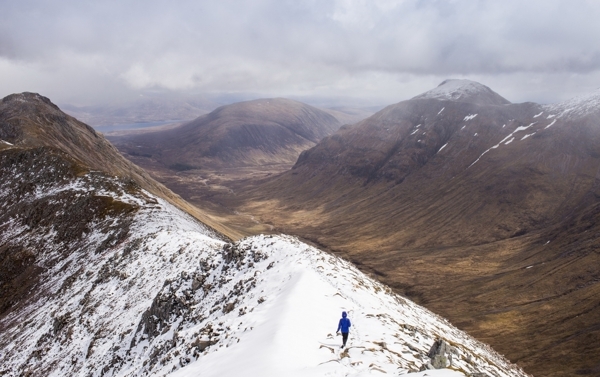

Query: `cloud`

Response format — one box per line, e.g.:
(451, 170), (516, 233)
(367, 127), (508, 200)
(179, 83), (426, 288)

(1, 0), (600, 105)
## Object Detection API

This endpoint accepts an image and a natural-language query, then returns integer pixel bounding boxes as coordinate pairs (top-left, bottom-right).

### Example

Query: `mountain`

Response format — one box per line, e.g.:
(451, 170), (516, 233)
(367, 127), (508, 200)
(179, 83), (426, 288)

(0, 92), (235, 239)
(0, 93), (527, 376)
(412, 79), (511, 105)
(226, 80), (600, 377)
(107, 98), (342, 171)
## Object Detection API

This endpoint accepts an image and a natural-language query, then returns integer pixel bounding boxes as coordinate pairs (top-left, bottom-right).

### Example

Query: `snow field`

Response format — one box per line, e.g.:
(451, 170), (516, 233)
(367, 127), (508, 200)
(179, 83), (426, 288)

(171, 235), (529, 377)
(0, 167), (528, 377)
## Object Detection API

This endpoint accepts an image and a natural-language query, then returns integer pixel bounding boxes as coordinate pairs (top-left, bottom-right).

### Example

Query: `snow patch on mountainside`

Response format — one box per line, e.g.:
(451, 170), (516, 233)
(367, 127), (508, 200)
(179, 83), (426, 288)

(468, 121), (551, 168)
(0, 149), (529, 377)
(413, 79), (511, 106)
(544, 88), (600, 119)
(414, 80), (486, 101)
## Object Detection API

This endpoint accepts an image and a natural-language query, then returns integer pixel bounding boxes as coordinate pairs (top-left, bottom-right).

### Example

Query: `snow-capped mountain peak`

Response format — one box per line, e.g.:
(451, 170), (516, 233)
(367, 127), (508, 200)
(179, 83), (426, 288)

(413, 79), (511, 106)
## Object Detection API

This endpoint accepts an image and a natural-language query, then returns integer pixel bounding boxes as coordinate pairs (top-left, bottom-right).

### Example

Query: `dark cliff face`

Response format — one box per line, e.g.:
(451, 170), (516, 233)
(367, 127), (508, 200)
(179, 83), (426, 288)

(0, 94), (150, 322)
(0, 93), (232, 377)
(0, 92), (233, 325)
(107, 98), (342, 169)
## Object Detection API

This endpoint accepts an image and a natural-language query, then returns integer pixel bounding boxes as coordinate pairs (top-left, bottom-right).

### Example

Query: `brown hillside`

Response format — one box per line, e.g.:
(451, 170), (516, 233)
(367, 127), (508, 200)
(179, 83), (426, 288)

(223, 82), (600, 377)
(108, 98), (341, 171)
(0, 92), (236, 239)
(93, 80), (600, 376)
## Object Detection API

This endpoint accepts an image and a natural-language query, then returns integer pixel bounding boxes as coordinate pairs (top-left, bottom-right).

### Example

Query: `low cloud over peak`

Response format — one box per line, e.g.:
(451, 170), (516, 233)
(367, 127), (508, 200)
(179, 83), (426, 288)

(2, 0), (600, 106)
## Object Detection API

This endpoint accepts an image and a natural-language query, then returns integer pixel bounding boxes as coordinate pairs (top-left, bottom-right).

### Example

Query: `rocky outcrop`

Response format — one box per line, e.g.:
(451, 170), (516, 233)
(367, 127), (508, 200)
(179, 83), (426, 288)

(425, 339), (455, 369)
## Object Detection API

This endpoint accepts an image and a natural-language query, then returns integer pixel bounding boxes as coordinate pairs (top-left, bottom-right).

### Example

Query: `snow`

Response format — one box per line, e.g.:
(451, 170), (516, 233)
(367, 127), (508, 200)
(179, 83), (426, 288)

(170, 235), (527, 377)
(469, 123), (535, 167)
(438, 143), (448, 153)
(467, 115), (554, 168)
(0, 139), (13, 146)
(544, 119), (557, 129)
(464, 114), (478, 121)
(0, 154), (529, 377)
(413, 79), (490, 102)
(533, 111), (543, 118)
(438, 107), (445, 115)
(521, 133), (536, 140)
(410, 124), (422, 135)
(544, 88), (600, 119)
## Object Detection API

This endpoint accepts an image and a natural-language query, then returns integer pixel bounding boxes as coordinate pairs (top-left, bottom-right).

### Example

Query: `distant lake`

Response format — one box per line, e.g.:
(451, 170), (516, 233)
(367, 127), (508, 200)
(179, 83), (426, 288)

(94, 120), (184, 133)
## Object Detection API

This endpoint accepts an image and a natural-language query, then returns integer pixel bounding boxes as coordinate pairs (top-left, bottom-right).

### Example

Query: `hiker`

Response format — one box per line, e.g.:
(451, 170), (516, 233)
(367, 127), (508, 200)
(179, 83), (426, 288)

(336, 311), (351, 348)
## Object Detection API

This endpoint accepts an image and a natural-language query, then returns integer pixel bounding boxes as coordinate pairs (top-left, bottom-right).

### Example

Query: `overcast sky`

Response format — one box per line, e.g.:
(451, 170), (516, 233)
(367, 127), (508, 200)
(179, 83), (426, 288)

(2, 0), (600, 107)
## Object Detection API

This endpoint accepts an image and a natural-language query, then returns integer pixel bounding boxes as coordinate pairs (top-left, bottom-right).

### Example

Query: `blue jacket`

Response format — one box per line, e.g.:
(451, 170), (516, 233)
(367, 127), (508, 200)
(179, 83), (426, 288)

(337, 312), (351, 333)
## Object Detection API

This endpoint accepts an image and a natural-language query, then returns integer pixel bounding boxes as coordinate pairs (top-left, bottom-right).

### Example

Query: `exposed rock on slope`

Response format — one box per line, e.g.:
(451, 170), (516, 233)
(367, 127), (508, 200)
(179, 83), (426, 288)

(0, 178), (528, 376)
(0, 92), (234, 238)
(234, 80), (600, 377)
(107, 98), (341, 170)
(0, 93), (527, 376)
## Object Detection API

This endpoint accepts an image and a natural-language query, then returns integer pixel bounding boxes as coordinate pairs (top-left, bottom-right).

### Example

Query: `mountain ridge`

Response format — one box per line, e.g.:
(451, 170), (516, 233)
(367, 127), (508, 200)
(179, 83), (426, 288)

(204, 80), (600, 377)
(0, 93), (529, 376)
(0, 92), (238, 239)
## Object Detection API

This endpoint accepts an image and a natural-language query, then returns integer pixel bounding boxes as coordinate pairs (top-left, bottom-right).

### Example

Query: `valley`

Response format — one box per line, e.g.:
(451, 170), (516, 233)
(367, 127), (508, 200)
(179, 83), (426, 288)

(0, 91), (529, 377)
(106, 80), (600, 377)
(5, 2), (599, 376)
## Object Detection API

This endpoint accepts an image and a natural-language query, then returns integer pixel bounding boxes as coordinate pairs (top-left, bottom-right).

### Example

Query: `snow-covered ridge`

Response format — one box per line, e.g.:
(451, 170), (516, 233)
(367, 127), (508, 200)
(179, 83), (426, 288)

(0, 148), (528, 377)
(544, 88), (600, 120)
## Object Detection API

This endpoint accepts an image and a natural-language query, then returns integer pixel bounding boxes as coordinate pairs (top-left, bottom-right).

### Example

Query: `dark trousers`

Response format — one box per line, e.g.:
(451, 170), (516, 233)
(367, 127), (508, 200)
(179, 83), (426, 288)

(342, 332), (349, 347)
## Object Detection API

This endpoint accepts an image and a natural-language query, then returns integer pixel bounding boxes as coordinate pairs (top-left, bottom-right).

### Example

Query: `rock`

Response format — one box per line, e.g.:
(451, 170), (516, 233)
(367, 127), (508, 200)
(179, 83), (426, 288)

(427, 339), (453, 369)
(223, 301), (236, 314)
(431, 354), (448, 369)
